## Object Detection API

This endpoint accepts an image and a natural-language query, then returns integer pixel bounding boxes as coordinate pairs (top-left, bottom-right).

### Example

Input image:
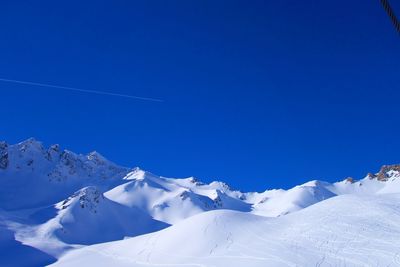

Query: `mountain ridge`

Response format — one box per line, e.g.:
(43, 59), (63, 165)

(1, 138), (400, 266)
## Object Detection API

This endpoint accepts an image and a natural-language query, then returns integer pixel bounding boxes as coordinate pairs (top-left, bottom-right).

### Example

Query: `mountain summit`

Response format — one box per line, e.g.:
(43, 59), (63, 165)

(1, 138), (399, 267)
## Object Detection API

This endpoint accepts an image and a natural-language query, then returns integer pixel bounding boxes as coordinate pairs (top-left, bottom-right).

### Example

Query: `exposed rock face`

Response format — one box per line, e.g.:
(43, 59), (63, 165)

(344, 177), (355, 183)
(61, 187), (104, 213)
(376, 164), (400, 181)
(0, 142), (8, 169)
(46, 144), (61, 161)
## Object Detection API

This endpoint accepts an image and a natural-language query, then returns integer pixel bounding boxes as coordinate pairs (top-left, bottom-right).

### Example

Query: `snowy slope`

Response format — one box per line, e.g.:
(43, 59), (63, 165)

(252, 180), (336, 217)
(0, 217), (57, 267)
(49, 186), (167, 245)
(2, 138), (400, 266)
(53, 193), (400, 267)
(9, 186), (168, 258)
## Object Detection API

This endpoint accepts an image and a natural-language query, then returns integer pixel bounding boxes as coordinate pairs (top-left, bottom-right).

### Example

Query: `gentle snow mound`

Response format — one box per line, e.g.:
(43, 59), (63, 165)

(53, 193), (400, 267)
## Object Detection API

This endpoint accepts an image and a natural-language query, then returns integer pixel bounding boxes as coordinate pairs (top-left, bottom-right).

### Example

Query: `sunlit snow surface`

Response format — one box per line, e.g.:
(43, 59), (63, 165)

(53, 194), (400, 267)
(1, 139), (400, 267)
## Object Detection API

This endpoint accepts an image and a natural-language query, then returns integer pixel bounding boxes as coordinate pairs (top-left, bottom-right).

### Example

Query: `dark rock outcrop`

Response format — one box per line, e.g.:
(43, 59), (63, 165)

(376, 164), (400, 181)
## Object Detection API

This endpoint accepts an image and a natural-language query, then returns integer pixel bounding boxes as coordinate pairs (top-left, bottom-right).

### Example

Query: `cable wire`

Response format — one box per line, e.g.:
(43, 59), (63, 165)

(380, 0), (400, 34)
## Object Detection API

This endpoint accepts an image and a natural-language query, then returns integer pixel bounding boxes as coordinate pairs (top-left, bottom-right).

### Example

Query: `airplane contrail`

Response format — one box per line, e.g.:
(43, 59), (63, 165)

(0, 77), (163, 102)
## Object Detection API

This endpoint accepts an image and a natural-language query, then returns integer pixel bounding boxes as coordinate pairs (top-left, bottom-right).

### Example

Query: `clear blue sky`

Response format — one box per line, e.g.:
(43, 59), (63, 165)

(1, 1), (399, 191)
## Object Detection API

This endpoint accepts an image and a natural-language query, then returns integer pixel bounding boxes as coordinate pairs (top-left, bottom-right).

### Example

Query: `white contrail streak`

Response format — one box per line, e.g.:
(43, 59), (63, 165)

(0, 77), (163, 102)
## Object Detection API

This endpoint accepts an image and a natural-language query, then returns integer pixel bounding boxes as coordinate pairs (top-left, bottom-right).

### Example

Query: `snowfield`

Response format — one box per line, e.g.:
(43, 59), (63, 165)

(53, 194), (400, 267)
(1, 139), (400, 267)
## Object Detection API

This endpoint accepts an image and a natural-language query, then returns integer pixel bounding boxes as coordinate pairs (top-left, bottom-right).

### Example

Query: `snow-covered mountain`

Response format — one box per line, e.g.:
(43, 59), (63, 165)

(0, 138), (129, 210)
(13, 186), (168, 257)
(1, 138), (400, 267)
(105, 168), (251, 224)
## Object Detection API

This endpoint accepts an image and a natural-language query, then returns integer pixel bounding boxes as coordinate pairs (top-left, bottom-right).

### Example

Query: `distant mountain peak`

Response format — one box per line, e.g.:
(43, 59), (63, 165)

(20, 137), (39, 144)
(87, 151), (107, 163)
(300, 180), (331, 187)
(376, 164), (400, 181)
(124, 167), (146, 180)
(17, 137), (43, 149)
(0, 139), (130, 210)
(49, 144), (61, 152)
(343, 177), (355, 184)
(123, 167), (163, 182)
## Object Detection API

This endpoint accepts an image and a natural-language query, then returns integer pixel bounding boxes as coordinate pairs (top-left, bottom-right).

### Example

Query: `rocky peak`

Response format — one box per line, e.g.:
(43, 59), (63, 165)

(344, 177), (355, 184)
(188, 177), (203, 186)
(209, 181), (232, 192)
(61, 187), (104, 213)
(87, 151), (107, 165)
(1, 138), (128, 184)
(376, 164), (400, 181)
(46, 144), (61, 161)
(10, 138), (50, 168)
(124, 167), (148, 180)
(59, 150), (80, 171)
(17, 137), (44, 152)
(49, 144), (60, 152)
(211, 190), (224, 208)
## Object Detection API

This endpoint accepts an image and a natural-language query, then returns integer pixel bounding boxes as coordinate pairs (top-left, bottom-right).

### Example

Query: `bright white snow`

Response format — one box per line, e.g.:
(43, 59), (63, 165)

(1, 139), (400, 267)
(53, 194), (400, 267)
